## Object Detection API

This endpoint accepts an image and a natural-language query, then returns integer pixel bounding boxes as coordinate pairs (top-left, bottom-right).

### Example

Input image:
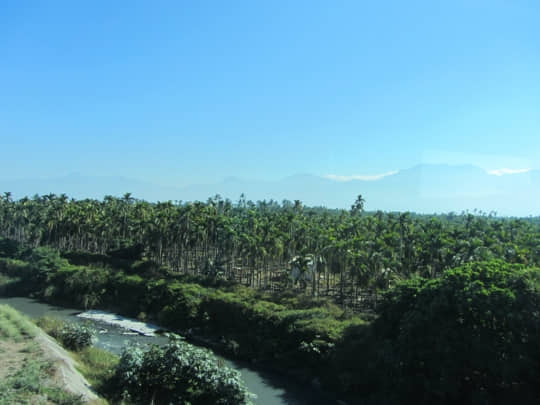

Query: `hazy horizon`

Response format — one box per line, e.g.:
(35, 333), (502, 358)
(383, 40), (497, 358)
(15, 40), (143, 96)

(2, 1), (538, 208)
(2, 162), (539, 217)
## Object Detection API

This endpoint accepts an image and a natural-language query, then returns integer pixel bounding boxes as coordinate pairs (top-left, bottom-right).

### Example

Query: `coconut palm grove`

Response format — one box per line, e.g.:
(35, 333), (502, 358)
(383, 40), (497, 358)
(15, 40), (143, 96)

(1, 192), (540, 404)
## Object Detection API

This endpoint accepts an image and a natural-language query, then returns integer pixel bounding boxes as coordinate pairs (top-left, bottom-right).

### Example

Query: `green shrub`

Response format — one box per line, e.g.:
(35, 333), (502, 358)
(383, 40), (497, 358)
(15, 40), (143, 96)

(18, 247), (70, 290)
(114, 335), (253, 404)
(37, 317), (96, 351)
(56, 266), (109, 309)
(0, 257), (32, 278)
(39, 319), (97, 351)
(60, 322), (96, 351)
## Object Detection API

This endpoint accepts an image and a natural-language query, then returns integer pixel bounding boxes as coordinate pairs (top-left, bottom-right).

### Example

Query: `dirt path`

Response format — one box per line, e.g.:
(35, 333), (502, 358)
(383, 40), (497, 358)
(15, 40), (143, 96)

(34, 329), (100, 403)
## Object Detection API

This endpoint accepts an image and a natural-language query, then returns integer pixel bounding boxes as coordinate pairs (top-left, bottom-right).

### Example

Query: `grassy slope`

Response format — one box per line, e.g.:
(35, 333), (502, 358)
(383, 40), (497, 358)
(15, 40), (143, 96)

(0, 304), (91, 404)
(36, 316), (119, 401)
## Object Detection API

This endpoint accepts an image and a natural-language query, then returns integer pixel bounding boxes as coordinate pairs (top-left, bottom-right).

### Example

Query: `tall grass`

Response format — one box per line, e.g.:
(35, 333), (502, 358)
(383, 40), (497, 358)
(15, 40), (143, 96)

(0, 316), (20, 340)
(35, 315), (64, 337)
(0, 304), (37, 341)
(0, 358), (86, 405)
(71, 346), (119, 397)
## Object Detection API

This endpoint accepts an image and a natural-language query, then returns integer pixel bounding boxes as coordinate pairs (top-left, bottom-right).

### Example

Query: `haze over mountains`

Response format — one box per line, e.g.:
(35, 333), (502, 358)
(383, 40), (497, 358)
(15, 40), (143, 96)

(2, 164), (538, 217)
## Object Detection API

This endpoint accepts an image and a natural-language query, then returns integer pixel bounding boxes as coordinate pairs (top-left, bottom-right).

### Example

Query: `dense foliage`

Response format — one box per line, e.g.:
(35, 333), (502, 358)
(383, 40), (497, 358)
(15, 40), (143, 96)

(367, 261), (540, 404)
(2, 192), (540, 403)
(0, 246), (365, 374)
(4, 244), (540, 403)
(114, 336), (253, 405)
(1, 192), (539, 308)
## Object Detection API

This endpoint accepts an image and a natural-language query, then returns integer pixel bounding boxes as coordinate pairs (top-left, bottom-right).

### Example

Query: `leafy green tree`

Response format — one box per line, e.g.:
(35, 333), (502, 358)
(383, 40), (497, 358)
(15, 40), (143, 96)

(21, 247), (69, 285)
(374, 260), (540, 404)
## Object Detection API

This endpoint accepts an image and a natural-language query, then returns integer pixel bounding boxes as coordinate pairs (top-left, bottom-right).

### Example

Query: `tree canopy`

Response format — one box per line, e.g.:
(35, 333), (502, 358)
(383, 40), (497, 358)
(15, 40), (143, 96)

(373, 260), (540, 404)
(0, 193), (539, 307)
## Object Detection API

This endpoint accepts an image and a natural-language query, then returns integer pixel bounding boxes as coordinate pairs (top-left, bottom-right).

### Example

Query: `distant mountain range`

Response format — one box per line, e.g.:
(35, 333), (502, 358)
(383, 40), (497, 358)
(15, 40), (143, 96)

(1, 164), (539, 216)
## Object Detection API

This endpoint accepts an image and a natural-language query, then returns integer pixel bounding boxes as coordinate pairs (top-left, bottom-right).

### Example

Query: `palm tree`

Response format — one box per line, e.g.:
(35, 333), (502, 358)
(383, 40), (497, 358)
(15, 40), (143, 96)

(350, 194), (365, 216)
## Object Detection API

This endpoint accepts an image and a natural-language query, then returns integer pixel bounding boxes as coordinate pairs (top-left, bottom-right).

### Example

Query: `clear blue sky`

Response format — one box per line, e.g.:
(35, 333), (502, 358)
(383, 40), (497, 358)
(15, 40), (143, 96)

(1, 0), (539, 186)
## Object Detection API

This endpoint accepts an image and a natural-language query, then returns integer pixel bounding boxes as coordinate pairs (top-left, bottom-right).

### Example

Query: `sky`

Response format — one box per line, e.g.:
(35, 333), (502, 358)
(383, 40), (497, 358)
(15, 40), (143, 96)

(1, 0), (539, 187)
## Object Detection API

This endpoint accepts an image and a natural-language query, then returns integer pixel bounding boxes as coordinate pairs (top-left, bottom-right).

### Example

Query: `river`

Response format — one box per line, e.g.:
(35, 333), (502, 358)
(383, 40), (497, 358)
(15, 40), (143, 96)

(0, 296), (335, 405)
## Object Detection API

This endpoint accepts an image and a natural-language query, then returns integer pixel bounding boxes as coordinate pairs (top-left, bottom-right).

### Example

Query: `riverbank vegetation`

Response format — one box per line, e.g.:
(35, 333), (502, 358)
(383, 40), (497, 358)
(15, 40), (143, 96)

(35, 316), (253, 405)
(0, 246), (367, 394)
(0, 304), (88, 404)
(1, 193), (540, 403)
(3, 240), (540, 403)
(36, 316), (97, 351)
(36, 316), (120, 403)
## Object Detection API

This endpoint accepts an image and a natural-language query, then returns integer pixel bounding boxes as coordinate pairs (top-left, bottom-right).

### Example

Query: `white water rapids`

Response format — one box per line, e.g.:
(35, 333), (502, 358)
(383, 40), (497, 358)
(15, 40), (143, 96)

(77, 310), (161, 336)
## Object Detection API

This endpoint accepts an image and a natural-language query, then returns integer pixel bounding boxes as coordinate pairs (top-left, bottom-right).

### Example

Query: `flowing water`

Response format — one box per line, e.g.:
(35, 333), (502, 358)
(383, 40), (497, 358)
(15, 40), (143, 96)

(0, 296), (335, 405)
